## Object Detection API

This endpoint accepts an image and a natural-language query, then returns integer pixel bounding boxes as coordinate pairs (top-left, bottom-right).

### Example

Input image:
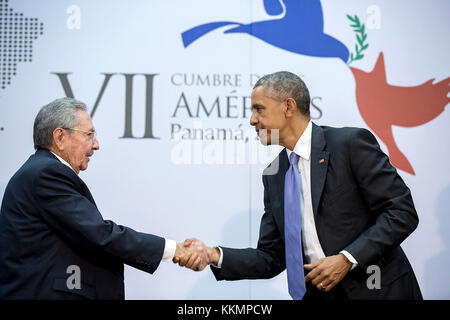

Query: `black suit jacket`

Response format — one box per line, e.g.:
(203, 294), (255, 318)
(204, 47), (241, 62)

(0, 149), (165, 299)
(212, 123), (422, 299)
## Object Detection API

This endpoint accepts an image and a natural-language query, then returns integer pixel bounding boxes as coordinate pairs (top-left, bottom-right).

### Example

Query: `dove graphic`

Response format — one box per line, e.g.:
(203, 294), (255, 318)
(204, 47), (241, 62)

(182, 0), (349, 62)
(350, 52), (449, 175)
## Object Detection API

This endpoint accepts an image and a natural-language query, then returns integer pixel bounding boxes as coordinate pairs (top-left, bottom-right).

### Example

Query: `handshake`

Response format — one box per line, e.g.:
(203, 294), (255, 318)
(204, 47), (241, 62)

(173, 238), (221, 271)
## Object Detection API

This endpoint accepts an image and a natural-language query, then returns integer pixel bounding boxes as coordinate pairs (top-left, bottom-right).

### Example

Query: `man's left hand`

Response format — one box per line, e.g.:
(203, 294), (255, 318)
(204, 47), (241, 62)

(304, 254), (353, 292)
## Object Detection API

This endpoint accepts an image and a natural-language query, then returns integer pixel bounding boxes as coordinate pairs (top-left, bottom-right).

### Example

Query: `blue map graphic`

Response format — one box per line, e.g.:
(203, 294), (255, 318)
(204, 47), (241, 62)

(182, 0), (349, 63)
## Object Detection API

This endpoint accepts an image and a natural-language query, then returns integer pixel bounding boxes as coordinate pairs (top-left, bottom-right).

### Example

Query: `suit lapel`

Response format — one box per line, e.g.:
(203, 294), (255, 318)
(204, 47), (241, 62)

(270, 124), (329, 236)
(35, 148), (98, 208)
(79, 180), (98, 208)
(310, 123), (329, 222)
(270, 149), (289, 239)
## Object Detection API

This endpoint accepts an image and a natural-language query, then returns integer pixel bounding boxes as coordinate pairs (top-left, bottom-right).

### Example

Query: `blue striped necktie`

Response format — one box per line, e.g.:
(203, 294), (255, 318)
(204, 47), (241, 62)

(284, 152), (306, 300)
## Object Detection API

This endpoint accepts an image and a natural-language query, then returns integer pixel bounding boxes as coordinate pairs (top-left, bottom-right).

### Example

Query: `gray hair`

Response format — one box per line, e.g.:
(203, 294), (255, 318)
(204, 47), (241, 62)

(33, 97), (87, 150)
(253, 71), (310, 115)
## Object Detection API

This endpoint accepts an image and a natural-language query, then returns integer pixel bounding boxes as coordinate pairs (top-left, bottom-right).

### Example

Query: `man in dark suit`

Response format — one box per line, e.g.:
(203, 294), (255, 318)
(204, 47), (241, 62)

(0, 97), (206, 299)
(182, 71), (422, 299)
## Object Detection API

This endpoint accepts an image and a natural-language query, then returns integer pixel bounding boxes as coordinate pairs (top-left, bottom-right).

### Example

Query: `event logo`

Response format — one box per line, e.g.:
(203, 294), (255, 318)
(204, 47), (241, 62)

(182, 0), (349, 62)
(182, 0), (449, 175)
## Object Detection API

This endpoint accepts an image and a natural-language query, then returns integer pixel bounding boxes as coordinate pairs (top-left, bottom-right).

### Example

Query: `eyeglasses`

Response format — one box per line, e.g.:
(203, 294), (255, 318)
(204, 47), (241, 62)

(63, 128), (97, 142)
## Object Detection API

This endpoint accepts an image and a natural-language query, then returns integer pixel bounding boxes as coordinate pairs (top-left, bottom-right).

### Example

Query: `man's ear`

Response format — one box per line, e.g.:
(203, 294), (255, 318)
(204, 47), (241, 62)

(53, 128), (66, 151)
(285, 98), (297, 118)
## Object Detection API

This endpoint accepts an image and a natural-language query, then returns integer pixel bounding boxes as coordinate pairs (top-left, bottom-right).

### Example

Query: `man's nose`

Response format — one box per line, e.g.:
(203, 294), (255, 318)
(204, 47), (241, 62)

(250, 112), (258, 126)
(92, 138), (100, 150)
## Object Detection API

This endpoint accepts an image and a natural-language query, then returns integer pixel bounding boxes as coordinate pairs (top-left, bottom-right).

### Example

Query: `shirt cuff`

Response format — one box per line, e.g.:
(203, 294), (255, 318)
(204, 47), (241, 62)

(211, 246), (223, 268)
(161, 239), (176, 262)
(340, 250), (358, 270)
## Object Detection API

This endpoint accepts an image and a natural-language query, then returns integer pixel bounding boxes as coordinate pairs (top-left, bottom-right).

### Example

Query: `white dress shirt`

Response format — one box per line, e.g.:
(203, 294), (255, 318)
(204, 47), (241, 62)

(50, 151), (176, 263)
(215, 121), (357, 268)
(285, 122), (357, 267)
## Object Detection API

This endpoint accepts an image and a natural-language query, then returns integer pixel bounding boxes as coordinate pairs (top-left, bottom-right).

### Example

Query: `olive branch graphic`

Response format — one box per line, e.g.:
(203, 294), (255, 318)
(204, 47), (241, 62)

(347, 14), (369, 65)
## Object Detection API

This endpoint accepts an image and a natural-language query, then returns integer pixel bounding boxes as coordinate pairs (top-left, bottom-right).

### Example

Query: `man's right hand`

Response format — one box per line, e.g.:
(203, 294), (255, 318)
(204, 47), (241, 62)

(172, 238), (220, 271)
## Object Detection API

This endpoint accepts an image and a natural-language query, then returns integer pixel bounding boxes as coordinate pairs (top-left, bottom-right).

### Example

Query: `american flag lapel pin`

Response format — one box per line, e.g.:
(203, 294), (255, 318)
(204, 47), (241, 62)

(319, 158), (325, 164)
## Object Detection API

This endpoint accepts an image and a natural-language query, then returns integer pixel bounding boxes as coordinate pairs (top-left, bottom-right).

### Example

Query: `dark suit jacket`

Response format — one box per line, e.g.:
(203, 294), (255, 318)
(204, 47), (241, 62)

(0, 148), (165, 300)
(212, 123), (422, 299)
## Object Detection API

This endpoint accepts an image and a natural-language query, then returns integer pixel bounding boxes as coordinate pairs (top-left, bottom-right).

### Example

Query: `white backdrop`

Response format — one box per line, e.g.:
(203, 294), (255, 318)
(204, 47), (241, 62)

(0, 0), (449, 299)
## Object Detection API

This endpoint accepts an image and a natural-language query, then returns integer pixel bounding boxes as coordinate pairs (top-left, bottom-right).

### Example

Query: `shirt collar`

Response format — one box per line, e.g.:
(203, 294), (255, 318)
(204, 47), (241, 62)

(286, 120), (312, 161)
(50, 152), (76, 173)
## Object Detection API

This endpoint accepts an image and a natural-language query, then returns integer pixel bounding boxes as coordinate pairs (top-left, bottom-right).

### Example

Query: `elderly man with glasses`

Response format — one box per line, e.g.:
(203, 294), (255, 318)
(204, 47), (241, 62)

(0, 97), (207, 299)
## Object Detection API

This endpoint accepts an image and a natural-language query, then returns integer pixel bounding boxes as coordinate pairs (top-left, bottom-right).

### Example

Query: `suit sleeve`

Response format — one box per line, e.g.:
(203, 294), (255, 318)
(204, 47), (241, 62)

(211, 171), (285, 280)
(343, 128), (419, 268)
(33, 165), (165, 274)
